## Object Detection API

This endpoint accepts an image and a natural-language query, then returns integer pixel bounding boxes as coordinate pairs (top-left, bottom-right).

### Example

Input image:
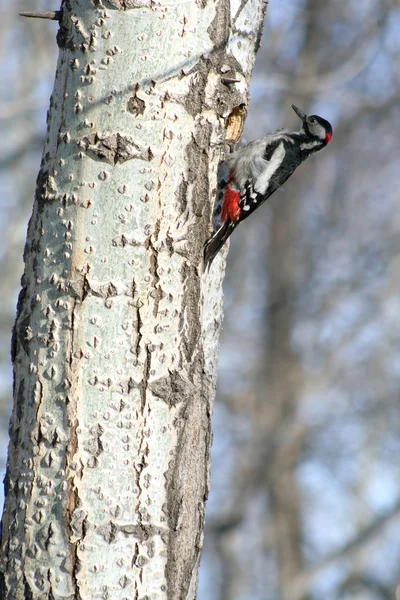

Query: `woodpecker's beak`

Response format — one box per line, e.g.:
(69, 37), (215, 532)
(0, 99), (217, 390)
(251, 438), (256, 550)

(291, 104), (307, 123)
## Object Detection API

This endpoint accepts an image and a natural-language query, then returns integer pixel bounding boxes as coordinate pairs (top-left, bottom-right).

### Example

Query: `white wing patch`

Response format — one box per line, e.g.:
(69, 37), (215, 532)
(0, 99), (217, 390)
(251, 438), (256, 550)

(300, 140), (320, 151)
(254, 142), (286, 195)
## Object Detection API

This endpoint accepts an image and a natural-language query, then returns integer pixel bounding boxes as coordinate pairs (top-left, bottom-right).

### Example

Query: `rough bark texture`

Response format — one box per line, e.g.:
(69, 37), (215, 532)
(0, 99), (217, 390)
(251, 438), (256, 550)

(0, 0), (266, 598)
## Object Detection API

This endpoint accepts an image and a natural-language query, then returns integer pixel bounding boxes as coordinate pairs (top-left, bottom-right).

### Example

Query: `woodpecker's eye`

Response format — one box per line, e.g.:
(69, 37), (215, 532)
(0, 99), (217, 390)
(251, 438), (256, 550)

(309, 117), (317, 124)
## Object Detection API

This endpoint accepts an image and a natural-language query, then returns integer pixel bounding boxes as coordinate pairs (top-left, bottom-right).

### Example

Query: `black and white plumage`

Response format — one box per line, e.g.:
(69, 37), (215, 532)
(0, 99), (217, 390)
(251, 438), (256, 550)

(204, 105), (333, 268)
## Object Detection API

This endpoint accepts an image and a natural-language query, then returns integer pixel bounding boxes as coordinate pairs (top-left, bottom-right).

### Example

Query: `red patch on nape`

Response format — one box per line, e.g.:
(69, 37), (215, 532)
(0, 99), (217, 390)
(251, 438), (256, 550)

(325, 132), (332, 144)
(221, 184), (241, 222)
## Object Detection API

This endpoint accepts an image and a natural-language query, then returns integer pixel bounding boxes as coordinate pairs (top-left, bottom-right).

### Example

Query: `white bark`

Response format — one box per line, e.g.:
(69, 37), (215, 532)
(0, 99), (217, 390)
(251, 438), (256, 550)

(0, 0), (266, 598)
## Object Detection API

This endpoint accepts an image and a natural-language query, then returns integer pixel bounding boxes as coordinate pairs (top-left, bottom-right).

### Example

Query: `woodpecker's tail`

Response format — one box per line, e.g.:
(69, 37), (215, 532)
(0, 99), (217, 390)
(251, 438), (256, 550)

(204, 221), (235, 269)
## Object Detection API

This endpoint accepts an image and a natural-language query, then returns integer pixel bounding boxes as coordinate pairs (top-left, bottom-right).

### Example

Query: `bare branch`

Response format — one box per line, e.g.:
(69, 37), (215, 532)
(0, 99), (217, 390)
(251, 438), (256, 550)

(19, 11), (61, 21)
(287, 499), (400, 600)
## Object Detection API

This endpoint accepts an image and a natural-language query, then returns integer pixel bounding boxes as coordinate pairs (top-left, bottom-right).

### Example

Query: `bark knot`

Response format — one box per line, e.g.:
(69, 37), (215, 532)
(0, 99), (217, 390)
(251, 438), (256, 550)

(78, 132), (153, 165)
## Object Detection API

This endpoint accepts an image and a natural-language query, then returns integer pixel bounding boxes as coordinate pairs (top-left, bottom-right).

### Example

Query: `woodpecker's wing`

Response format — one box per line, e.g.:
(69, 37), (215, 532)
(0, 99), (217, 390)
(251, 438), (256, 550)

(231, 138), (288, 221)
(225, 131), (293, 190)
(225, 138), (269, 189)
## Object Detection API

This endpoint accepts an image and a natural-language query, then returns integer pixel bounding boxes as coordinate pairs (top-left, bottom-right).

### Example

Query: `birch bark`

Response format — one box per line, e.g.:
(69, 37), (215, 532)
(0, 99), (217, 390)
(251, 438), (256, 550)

(0, 0), (266, 598)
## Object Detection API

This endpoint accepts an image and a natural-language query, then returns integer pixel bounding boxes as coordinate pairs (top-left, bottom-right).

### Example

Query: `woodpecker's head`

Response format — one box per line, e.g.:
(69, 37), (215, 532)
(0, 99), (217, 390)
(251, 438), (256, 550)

(292, 104), (333, 145)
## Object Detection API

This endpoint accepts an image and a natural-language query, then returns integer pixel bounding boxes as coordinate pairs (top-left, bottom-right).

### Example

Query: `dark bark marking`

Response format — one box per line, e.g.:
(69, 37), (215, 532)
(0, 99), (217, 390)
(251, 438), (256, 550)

(127, 87), (146, 117)
(180, 263), (202, 363)
(104, 0), (154, 9)
(140, 346), (151, 413)
(163, 106), (215, 594)
(112, 234), (143, 247)
(35, 168), (58, 208)
(186, 124), (212, 218)
(84, 423), (104, 457)
(65, 474), (84, 600)
(181, 123), (214, 263)
(180, 50), (244, 120)
(135, 305), (143, 359)
(180, 59), (210, 118)
(164, 351), (211, 600)
(11, 283), (27, 363)
(97, 520), (168, 544)
(176, 178), (188, 214)
(15, 378), (26, 428)
(207, 0), (230, 49)
(74, 279), (120, 300)
(78, 132), (152, 165)
(148, 371), (195, 407)
(23, 576), (34, 600)
(147, 230), (161, 317)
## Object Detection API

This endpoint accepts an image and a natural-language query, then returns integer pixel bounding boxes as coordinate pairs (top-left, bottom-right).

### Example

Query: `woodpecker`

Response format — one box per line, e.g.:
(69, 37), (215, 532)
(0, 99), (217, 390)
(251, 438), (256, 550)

(204, 104), (333, 267)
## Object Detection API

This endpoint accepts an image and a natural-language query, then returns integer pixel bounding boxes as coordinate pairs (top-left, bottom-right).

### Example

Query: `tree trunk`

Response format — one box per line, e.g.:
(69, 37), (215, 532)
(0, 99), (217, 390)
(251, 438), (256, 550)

(0, 0), (266, 598)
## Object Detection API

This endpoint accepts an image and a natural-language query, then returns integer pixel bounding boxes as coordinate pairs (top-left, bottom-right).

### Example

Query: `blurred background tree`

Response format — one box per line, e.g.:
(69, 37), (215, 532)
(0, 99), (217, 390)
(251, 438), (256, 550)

(1, 0), (400, 598)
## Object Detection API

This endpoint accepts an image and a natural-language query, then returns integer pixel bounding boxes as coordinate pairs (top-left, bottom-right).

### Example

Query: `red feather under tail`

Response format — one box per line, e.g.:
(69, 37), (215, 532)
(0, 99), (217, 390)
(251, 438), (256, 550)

(221, 182), (241, 222)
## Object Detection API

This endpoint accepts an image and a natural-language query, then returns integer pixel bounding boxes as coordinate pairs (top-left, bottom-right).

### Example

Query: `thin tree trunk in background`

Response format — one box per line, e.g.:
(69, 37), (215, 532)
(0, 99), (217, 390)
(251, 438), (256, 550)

(265, 2), (324, 595)
(0, 0), (266, 598)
